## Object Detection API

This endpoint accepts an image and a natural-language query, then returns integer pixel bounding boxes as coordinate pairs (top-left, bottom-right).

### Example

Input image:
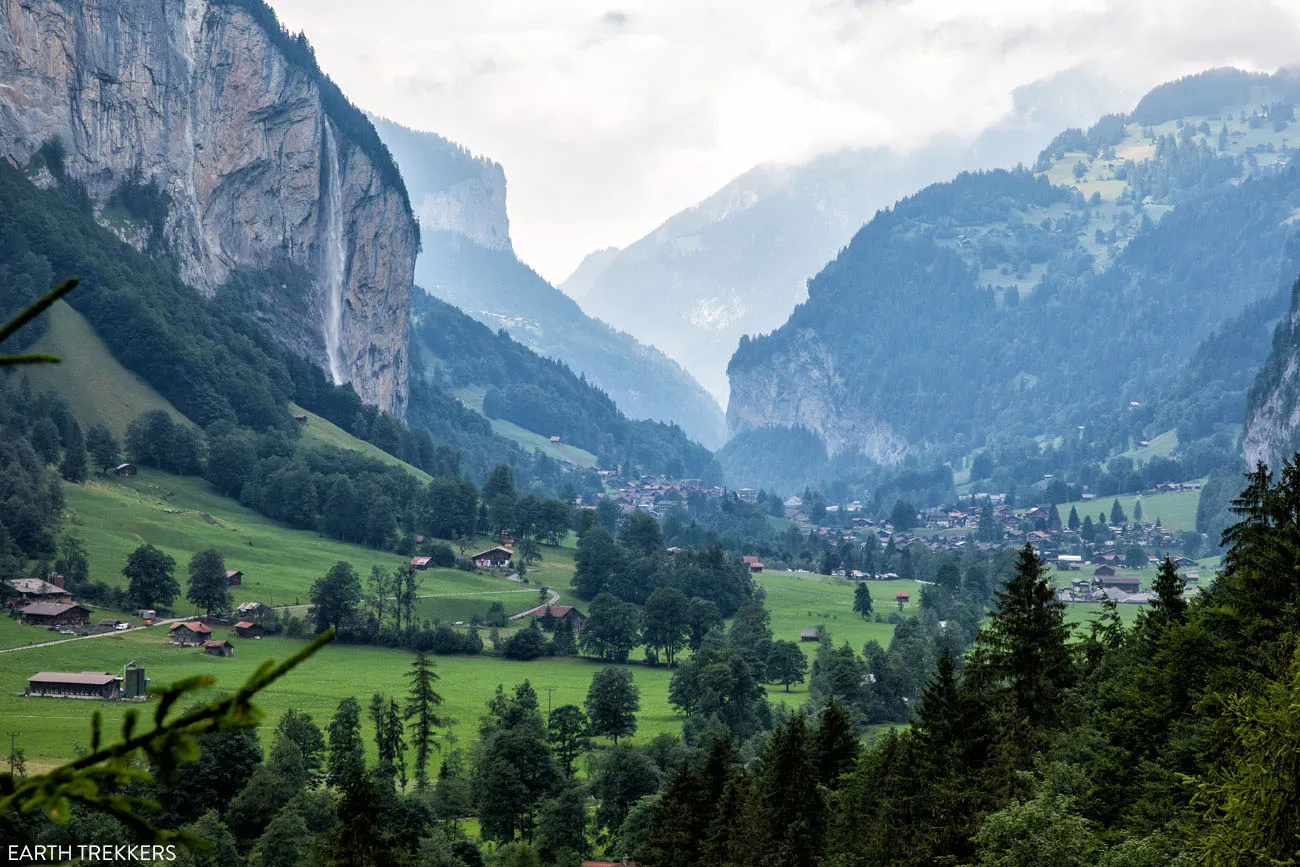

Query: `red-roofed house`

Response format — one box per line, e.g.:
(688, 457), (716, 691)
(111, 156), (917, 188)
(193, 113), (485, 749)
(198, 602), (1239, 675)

(235, 621), (261, 638)
(410, 556), (433, 570)
(742, 555), (765, 573)
(169, 621), (212, 647)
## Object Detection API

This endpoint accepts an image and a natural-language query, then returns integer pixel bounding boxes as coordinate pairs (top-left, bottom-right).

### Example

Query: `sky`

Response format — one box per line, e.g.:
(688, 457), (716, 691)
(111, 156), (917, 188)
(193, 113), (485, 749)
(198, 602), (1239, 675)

(267, 0), (1300, 285)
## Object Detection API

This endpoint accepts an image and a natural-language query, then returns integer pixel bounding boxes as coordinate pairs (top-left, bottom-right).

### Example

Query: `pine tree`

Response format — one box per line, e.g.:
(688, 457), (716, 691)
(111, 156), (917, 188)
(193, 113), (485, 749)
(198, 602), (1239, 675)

(743, 714), (824, 867)
(968, 544), (1075, 726)
(811, 698), (859, 788)
(1150, 555), (1187, 624)
(325, 697), (364, 788)
(1110, 498), (1126, 525)
(1067, 505), (1080, 530)
(58, 420), (87, 482)
(852, 582), (873, 618)
(405, 652), (444, 791)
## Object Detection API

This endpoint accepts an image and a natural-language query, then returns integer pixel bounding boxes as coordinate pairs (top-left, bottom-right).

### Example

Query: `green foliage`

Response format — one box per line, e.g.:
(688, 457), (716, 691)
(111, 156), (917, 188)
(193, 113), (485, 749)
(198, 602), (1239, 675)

(585, 667), (641, 744)
(124, 543), (180, 610)
(0, 631), (332, 843)
(186, 548), (230, 616)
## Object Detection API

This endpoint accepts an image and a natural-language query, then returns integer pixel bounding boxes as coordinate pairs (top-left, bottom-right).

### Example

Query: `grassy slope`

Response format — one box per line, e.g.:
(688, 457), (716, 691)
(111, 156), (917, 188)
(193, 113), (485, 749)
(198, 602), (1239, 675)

(291, 403), (432, 483)
(1047, 485), (1202, 533)
(757, 571), (917, 657)
(22, 302), (188, 438)
(454, 386), (599, 468)
(63, 468), (443, 603)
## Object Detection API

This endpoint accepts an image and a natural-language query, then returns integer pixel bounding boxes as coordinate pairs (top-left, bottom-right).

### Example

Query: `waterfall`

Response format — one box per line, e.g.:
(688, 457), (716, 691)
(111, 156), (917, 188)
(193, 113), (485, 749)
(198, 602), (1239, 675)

(321, 120), (348, 385)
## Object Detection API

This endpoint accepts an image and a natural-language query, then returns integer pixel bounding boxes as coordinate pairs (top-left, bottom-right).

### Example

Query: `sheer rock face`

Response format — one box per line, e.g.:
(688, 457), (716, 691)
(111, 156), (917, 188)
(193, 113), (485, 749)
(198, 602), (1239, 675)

(727, 328), (911, 465)
(1245, 297), (1300, 472)
(0, 0), (417, 417)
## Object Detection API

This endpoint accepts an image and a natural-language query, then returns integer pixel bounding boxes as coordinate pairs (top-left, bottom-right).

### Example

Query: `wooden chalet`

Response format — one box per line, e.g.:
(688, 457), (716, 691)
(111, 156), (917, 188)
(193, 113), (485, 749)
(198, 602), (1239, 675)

(224, 570), (243, 586)
(742, 555), (765, 573)
(410, 556), (433, 570)
(535, 604), (587, 633)
(20, 602), (90, 628)
(800, 628), (821, 642)
(168, 621), (212, 647)
(471, 546), (513, 569)
(234, 621), (262, 638)
(6, 577), (72, 607)
(1094, 565), (1116, 578)
(204, 640), (234, 658)
(1097, 574), (1142, 591)
(115, 463), (137, 477)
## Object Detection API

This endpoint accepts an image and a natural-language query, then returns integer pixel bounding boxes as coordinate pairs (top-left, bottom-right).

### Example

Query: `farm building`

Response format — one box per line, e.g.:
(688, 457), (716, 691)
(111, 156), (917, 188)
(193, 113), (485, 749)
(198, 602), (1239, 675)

(1097, 574), (1142, 591)
(742, 555), (765, 573)
(235, 621), (261, 638)
(204, 640), (234, 658)
(1182, 571), (1200, 584)
(20, 602), (90, 628)
(471, 546), (514, 569)
(115, 463), (137, 477)
(410, 556), (433, 570)
(800, 628), (821, 642)
(235, 601), (265, 619)
(224, 570), (243, 586)
(1094, 565), (1116, 578)
(26, 671), (122, 700)
(535, 604), (587, 633)
(168, 621), (212, 646)
(549, 435), (561, 443)
(6, 576), (72, 607)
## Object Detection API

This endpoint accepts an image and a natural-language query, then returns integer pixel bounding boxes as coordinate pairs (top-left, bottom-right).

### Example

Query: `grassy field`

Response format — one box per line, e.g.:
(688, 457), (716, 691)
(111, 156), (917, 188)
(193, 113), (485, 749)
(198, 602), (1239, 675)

(0, 630), (683, 767)
(454, 387), (599, 468)
(23, 302), (189, 438)
(757, 571), (919, 655)
(62, 468), (447, 603)
(1114, 429), (1179, 465)
(1044, 485), (1203, 533)
(292, 403), (432, 483)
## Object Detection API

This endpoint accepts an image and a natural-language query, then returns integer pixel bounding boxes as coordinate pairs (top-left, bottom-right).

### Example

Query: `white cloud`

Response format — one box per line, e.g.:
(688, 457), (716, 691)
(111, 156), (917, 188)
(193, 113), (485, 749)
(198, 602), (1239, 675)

(266, 0), (1300, 283)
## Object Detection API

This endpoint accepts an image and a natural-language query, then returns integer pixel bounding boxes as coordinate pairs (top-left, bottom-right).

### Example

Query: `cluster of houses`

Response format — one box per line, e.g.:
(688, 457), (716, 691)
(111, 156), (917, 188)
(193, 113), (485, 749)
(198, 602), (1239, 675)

(595, 475), (735, 519)
(409, 546), (514, 571)
(1055, 555), (1202, 604)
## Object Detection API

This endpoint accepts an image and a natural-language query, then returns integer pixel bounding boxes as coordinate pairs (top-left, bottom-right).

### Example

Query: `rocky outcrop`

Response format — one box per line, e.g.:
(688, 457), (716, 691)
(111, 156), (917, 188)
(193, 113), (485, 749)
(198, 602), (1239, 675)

(1244, 283), (1300, 471)
(727, 328), (910, 464)
(0, 0), (417, 416)
(415, 168), (510, 253)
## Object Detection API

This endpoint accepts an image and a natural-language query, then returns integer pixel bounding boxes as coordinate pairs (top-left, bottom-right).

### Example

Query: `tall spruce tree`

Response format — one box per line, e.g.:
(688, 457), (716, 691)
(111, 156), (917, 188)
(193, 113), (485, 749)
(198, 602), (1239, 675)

(741, 714), (824, 867)
(1150, 555), (1187, 625)
(58, 420), (87, 482)
(968, 544), (1075, 726)
(405, 652), (445, 792)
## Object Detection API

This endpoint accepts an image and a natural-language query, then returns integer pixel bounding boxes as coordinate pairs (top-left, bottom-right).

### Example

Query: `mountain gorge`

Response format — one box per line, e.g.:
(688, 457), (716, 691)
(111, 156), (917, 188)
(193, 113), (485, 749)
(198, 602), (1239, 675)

(566, 68), (1133, 404)
(722, 68), (1300, 489)
(0, 0), (417, 416)
(372, 118), (728, 448)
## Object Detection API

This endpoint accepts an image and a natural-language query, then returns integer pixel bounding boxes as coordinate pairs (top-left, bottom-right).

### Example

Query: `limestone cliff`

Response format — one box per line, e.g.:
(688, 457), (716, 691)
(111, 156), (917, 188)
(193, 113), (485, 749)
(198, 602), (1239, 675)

(0, 0), (417, 416)
(1244, 279), (1300, 471)
(726, 327), (910, 464)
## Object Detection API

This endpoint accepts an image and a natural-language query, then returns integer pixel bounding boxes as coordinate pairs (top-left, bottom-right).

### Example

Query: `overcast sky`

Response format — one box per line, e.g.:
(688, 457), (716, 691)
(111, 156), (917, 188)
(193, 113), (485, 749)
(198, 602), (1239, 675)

(267, 0), (1300, 284)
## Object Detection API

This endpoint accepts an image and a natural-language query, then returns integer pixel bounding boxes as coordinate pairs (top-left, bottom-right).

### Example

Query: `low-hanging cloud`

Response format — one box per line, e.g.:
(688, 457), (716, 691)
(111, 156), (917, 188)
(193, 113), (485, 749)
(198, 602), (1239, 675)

(266, 0), (1300, 284)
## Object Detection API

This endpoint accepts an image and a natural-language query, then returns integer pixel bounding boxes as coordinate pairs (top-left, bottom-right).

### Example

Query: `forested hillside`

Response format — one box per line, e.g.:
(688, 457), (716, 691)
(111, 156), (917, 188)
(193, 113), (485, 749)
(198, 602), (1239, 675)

(725, 68), (1300, 493)
(0, 144), (549, 486)
(412, 292), (721, 481)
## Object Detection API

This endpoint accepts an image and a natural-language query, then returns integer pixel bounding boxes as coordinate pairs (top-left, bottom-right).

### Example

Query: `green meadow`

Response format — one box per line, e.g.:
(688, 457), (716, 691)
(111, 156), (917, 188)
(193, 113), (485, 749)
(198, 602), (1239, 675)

(757, 570), (918, 655)
(1043, 485), (1203, 533)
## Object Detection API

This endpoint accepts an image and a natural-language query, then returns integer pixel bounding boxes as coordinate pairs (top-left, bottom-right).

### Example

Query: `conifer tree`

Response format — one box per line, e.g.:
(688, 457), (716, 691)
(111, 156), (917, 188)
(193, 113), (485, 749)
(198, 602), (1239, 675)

(58, 420), (87, 482)
(1150, 555), (1187, 625)
(405, 652), (444, 791)
(853, 582), (874, 618)
(1110, 498), (1126, 525)
(742, 714), (824, 867)
(968, 544), (1075, 726)
(1068, 505), (1080, 531)
(812, 698), (859, 788)
(326, 697), (365, 788)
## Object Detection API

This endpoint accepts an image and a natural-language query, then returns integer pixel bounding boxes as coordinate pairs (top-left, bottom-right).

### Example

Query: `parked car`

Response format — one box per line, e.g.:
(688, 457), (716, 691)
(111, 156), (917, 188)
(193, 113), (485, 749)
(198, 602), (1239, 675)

(114, 622), (130, 631)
